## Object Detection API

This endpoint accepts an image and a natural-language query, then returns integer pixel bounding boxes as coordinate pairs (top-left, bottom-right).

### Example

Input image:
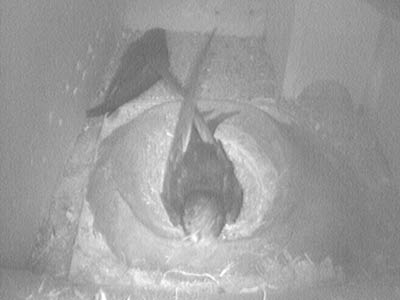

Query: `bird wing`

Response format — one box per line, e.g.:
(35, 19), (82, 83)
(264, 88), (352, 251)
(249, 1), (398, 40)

(160, 28), (216, 226)
(159, 28), (243, 227)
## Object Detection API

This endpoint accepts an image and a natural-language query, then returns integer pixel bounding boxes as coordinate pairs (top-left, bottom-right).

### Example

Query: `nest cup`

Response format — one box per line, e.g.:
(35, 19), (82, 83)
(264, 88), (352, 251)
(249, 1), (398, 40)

(87, 99), (289, 273)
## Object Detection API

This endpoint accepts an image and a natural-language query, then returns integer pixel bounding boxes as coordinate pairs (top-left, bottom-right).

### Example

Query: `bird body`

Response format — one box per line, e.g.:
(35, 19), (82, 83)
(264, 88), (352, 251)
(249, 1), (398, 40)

(178, 111), (243, 240)
(160, 29), (243, 241)
(86, 28), (169, 117)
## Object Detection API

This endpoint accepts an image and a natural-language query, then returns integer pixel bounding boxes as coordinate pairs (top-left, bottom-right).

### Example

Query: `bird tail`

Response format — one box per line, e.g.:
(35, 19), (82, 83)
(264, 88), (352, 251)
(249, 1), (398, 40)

(183, 28), (217, 100)
(167, 28), (217, 154)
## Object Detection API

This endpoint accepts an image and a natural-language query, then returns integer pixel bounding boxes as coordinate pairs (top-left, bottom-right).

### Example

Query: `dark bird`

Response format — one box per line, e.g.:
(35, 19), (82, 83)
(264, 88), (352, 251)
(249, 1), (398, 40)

(86, 28), (169, 117)
(160, 29), (243, 242)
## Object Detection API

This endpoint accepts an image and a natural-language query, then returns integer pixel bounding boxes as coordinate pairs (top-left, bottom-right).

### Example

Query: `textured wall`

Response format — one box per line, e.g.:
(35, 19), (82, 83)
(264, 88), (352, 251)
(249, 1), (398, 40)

(124, 0), (268, 36)
(0, 0), (124, 268)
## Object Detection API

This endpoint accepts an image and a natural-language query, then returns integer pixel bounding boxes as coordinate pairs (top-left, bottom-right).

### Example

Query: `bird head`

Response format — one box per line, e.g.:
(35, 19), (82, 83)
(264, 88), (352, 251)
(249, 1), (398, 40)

(182, 190), (225, 243)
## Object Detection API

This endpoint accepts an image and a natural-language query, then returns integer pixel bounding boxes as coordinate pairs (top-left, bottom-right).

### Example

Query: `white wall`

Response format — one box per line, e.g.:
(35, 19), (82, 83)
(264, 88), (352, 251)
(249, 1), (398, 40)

(282, 0), (381, 104)
(372, 18), (400, 188)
